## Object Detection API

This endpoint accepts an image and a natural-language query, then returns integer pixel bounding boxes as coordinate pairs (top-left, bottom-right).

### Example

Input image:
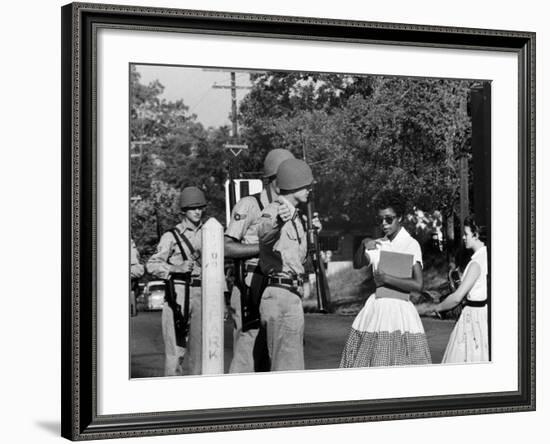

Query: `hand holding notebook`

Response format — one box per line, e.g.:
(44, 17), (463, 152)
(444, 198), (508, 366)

(375, 250), (414, 301)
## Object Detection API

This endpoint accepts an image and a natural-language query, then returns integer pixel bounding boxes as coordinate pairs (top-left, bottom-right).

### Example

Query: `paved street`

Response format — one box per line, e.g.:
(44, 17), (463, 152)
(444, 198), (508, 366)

(130, 310), (454, 378)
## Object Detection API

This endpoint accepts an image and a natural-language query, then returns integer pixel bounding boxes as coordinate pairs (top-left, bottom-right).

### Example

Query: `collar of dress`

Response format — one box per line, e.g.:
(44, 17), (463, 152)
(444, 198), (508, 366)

(381, 226), (410, 249)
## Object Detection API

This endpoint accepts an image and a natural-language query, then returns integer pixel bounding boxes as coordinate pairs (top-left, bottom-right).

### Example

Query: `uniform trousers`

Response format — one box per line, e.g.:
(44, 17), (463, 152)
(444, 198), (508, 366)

(259, 286), (304, 371)
(229, 271), (270, 373)
(161, 285), (202, 376)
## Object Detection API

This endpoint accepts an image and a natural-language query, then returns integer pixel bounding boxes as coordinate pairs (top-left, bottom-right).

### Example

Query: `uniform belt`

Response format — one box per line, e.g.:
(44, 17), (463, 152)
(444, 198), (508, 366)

(267, 276), (303, 287)
(266, 276), (303, 299)
(173, 277), (202, 287)
(465, 299), (487, 307)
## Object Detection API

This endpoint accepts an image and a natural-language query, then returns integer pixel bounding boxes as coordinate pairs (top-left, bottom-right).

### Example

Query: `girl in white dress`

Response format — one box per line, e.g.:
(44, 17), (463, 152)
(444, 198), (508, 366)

(432, 217), (489, 363)
(340, 193), (431, 367)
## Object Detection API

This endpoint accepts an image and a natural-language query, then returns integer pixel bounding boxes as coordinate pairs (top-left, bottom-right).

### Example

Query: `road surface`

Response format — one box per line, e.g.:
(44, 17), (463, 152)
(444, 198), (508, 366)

(131, 311), (454, 378)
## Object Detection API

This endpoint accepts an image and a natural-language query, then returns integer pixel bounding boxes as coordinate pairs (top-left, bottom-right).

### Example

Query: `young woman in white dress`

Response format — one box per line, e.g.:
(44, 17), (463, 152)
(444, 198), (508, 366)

(432, 217), (489, 363)
(340, 192), (431, 367)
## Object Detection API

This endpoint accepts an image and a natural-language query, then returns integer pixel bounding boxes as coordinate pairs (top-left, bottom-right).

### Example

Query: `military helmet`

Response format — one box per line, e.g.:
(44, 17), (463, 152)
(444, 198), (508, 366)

(276, 159), (313, 191)
(179, 186), (207, 209)
(262, 148), (295, 178)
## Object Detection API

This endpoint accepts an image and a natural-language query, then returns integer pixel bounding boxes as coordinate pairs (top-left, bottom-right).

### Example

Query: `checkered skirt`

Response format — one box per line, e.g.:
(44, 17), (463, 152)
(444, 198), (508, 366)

(340, 295), (432, 367)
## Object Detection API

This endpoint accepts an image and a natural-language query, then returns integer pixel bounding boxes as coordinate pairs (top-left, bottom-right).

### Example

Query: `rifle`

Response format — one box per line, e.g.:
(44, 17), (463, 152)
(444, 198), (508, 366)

(165, 228), (201, 348)
(306, 199), (331, 313)
(164, 272), (191, 348)
(300, 132), (331, 313)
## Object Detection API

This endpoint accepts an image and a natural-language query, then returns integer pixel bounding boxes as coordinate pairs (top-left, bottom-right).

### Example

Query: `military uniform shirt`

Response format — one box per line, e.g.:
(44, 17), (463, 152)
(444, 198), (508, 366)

(146, 218), (203, 280)
(225, 190), (271, 265)
(258, 200), (308, 277)
(130, 238), (144, 279)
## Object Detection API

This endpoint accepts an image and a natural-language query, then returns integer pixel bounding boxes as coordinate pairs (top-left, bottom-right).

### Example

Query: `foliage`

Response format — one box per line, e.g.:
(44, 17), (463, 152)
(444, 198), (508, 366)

(239, 73), (474, 238)
(130, 67), (477, 269)
(130, 66), (230, 257)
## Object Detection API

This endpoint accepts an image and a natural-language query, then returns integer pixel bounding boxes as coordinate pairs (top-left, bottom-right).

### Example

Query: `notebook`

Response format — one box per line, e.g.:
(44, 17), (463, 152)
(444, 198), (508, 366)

(375, 250), (414, 301)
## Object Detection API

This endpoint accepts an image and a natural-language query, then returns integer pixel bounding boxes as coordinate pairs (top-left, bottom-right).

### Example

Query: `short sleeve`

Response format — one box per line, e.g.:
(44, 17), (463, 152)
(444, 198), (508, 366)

(410, 239), (423, 268)
(225, 197), (253, 241)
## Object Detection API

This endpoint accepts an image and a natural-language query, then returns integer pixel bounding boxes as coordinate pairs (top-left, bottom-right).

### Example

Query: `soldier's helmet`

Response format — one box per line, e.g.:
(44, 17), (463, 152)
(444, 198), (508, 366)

(263, 148), (295, 178)
(276, 159), (313, 191)
(179, 186), (207, 209)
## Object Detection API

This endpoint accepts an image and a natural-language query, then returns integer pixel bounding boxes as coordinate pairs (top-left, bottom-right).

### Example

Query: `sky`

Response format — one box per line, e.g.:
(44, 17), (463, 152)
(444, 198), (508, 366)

(135, 64), (253, 130)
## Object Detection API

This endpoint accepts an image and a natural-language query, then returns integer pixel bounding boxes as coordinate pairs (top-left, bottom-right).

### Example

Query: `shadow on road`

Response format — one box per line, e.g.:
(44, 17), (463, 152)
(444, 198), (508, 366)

(131, 311), (454, 378)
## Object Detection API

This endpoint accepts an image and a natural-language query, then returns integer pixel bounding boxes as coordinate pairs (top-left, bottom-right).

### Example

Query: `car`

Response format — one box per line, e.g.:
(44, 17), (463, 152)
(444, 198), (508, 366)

(140, 280), (166, 311)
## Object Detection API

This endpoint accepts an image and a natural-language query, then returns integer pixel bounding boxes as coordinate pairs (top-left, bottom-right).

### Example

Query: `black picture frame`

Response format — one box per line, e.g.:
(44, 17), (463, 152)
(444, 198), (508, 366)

(61, 2), (536, 440)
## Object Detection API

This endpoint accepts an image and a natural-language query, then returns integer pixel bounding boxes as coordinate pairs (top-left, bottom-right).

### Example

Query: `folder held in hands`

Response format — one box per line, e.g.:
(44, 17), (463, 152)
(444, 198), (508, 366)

(375, 250), (414, 301)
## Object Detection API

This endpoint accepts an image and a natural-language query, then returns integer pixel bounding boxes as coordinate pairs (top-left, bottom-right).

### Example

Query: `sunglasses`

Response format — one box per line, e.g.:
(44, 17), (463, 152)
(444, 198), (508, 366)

(376, 215), (397, 225)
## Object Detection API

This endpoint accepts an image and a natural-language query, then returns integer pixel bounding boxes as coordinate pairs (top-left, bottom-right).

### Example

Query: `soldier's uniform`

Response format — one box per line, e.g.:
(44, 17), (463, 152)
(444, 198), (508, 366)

(257, 158), (314, 371)
(147, 218), (203, 376)
(130, 238), (144, 279)
(226, 190), (272, 373)
(258, 199), (308, 371)
(225, 148), (295, 373)
(130, 238), (144, 317)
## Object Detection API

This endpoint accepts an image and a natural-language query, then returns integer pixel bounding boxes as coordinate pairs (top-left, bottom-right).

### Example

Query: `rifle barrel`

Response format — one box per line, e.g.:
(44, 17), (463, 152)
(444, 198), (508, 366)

(306, 201), (330, 313)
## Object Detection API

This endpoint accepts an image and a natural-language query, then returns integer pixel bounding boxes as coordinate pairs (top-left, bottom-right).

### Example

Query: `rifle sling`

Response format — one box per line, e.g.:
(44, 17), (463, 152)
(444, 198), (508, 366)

(252, 192), (265, 211)
(172, 227), (198, 260)
(168, 229), (195, 346)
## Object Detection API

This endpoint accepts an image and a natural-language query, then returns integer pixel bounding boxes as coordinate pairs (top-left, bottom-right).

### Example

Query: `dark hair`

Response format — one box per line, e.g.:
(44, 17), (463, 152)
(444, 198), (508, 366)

(374, 190), (406, 217)
(464, 216), (487, 243)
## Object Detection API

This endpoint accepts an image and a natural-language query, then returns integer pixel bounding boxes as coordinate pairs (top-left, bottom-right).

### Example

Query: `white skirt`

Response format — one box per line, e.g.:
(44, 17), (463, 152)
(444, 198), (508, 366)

(442, 306), (488, 363)
(340, 294), (432, 367)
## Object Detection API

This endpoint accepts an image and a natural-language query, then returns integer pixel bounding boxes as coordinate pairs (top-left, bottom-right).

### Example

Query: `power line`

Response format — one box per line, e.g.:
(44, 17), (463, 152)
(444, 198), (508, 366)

(187, 87), (214, 113)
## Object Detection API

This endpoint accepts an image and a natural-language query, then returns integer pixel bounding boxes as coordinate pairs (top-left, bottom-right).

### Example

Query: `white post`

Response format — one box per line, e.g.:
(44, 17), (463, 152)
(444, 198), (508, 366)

(201, 217), (225, 374)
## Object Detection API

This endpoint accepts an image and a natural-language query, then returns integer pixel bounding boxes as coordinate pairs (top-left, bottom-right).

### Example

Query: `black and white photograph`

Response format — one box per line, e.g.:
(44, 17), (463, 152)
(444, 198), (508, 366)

(57, 2), (537, 440)
(3, 0), (547, 443)
(129, 64), (492, 378)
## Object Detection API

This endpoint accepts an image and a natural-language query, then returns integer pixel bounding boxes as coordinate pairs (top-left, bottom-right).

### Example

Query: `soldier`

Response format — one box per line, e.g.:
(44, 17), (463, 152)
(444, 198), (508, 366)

(225, 148), (295, 373)
(130, 238), (144, 317)
(146, 186), (206, 376)
(258, 158), (320, 371)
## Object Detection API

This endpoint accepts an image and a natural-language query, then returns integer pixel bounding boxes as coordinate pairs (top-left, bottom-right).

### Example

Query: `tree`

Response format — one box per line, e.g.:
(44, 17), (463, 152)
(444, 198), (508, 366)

(130, 67), (232, 257)
(239, 72), (474, 247)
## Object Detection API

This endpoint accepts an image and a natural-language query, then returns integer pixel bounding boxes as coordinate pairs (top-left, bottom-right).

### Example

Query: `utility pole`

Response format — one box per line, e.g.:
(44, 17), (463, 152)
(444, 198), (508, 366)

(459, 155), (470, 234)
(212, 71), (252, 156)
(213, 71), (252, 209)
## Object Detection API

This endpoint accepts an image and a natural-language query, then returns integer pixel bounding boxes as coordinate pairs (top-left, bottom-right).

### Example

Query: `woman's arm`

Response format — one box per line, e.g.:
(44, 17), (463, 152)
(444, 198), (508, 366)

(434, 262), (481, 312)
(374, 262), (424, 293)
